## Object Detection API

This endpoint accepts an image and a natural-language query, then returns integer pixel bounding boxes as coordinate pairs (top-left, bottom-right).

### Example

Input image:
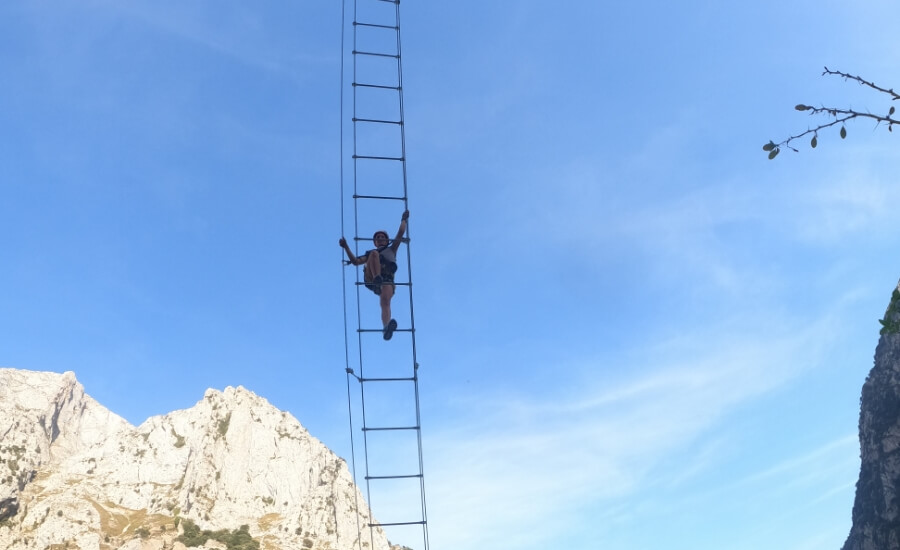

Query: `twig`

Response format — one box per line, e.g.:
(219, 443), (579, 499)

(823, 67), (900, 101)
(762, 68), (898, 159)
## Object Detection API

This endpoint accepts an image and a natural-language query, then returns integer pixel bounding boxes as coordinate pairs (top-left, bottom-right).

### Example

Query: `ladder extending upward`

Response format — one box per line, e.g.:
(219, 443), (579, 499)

(340, 1), (430, 549)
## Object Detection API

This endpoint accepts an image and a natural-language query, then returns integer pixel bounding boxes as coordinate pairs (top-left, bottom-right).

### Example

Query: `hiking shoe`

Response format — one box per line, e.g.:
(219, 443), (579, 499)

(383, 319), (397, 341)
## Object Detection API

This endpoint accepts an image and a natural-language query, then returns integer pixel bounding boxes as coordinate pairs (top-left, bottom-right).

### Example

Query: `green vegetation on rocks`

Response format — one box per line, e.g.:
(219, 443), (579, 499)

(177, 518), (259, 550)
(878, 289), (900, 335)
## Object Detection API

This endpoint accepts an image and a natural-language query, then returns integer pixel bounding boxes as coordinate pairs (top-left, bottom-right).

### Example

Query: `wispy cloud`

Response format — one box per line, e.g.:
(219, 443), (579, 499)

(394, 311), (843, 550)
(499, 116), (900, 302)
(107, 1), (327, 82)
(736, 434), (857, 488)
(789, 155), (900, 246)
(21, 0), (327, 85)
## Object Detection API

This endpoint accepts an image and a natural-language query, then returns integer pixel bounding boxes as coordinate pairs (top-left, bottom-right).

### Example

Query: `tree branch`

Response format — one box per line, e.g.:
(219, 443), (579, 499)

(822, 67), (900, 101)
(763, 68), (898, 159)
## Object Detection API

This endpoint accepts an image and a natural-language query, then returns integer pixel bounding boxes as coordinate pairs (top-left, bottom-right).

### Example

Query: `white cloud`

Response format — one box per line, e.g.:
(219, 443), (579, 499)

(735, 434), (857, 488)
(38, 0), (326, 83)
(789, 157), (900, 245)
(383, 312), (843, 550)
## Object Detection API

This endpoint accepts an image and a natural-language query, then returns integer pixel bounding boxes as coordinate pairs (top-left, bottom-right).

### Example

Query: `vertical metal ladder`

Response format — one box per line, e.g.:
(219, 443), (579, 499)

(341, 1), (430, 549)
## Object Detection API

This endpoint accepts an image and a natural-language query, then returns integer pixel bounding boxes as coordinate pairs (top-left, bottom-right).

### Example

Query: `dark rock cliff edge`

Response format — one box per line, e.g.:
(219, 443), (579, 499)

(842, 285), (900, 550)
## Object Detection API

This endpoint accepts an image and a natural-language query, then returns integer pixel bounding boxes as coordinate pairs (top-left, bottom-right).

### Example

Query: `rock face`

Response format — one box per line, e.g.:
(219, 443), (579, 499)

(0, 369), (391, 550)
(842, 284), (900, 550)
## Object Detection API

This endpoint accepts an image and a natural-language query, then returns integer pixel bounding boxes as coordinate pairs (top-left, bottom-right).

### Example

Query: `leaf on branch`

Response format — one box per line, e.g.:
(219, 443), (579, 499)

(768, 147), (780, 160)
(762, 141), (776, 151)
(811, 135), (818, 148)
(891, 106), (896, 116)
(840, 126), (847, 139)
(795, 104), (810, 111)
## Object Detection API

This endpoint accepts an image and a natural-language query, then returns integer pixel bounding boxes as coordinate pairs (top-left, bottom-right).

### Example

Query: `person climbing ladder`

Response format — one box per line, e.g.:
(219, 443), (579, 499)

(339, 210), (409, 340)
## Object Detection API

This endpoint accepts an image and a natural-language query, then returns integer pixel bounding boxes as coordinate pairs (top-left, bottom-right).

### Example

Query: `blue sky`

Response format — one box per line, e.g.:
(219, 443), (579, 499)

(3, 1), (900, 549)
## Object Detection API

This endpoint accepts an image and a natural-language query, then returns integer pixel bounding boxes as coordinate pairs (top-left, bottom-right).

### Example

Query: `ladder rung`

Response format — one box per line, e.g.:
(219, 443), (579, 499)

(353, 50), (399, 59)
(353, 117), (402, 125)
(352, 193), (405, 201)
(352, 236), (410, 243)
(366, 474), (423, 481)
(374, 0), (399, 4)
(357, 328), (413, 334)
(354, 22), (398, 31)
(362, 425), (420, 432)
(353, 155), (404, 161)
(354, 281), (411, 287)
(353, 82), (401, 91)
(359, 376), (416, 383)
(369, 521), (426, 528)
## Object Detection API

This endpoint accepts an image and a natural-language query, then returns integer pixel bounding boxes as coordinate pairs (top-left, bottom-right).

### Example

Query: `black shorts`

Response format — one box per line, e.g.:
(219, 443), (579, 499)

(364, 258), (397, 293)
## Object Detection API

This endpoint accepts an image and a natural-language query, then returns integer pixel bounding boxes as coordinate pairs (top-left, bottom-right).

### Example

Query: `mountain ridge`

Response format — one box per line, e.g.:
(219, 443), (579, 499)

(0, 368), (391, 550)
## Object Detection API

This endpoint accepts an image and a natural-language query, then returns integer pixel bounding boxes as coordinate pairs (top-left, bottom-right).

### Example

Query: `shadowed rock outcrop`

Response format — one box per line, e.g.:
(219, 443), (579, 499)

(842, 284), (900, 550)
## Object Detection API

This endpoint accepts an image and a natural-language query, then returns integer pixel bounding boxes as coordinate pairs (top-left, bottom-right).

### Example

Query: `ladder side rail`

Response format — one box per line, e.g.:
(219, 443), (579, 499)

(392, 3), (431, 548)
(351, 4), (378, 550)
(354, 4), (394, 545)
(338, 0), (365, 546)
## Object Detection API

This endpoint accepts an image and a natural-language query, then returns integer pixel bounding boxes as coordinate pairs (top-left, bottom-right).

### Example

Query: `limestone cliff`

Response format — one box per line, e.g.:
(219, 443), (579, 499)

(0, 369), (391, 550)
(842, 284), (900, 550)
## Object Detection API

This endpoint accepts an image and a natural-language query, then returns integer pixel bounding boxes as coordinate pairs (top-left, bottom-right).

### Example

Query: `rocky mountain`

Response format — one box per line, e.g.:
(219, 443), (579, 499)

(842, 283), (900, 550)
(0, 369), (392, 550)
